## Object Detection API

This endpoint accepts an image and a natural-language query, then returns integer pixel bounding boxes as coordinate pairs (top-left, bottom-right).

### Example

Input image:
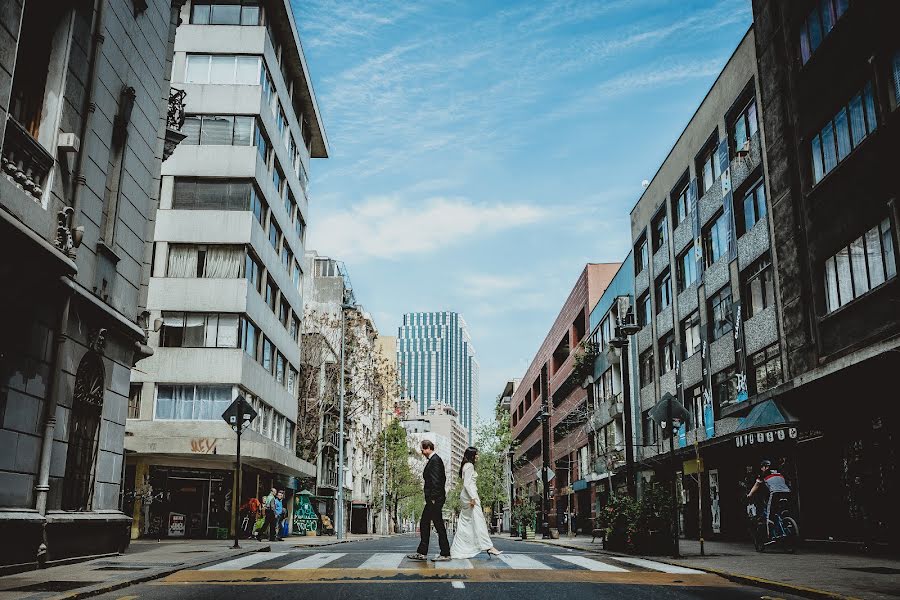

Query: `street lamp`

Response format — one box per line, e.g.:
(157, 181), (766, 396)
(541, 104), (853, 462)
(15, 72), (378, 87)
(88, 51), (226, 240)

(507, 448), (515, 537)
(608, 313), (640, 499)
(336, 300), (354, 541)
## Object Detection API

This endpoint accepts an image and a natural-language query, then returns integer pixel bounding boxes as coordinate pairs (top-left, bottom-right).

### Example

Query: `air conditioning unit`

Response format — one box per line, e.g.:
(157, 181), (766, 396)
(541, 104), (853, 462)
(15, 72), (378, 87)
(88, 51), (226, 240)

(736, 139), (751, 158)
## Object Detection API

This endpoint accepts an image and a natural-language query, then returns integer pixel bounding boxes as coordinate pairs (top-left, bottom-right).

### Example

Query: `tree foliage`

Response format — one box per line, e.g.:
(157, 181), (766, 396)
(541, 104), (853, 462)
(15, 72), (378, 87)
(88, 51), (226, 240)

(470, 407), (514, 512)
(373, 419), (421, 530)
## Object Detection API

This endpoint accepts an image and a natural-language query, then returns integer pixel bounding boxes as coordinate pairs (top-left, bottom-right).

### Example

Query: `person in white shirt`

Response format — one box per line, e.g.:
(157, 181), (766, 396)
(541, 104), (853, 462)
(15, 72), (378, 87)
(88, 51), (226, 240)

(450, 447), (502, 559)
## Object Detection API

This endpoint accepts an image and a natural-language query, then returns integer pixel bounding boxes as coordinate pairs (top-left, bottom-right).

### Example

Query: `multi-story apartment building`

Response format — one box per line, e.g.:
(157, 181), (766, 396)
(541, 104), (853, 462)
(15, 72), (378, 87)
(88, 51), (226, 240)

(580, 255), (640, 527)
(398, 311), (479, 439)
(749, 0), (899, 544)
(0, 0), (184, 567)
(496, 378), (518, 531)
(628, 27), (785, 541)
(125, 0), (328, 540)
(510, 263), (619, 532)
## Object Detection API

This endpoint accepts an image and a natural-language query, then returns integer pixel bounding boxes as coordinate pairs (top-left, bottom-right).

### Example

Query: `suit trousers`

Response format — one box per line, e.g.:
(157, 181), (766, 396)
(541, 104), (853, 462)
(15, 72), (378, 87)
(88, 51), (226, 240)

(417, 498), (450, 556)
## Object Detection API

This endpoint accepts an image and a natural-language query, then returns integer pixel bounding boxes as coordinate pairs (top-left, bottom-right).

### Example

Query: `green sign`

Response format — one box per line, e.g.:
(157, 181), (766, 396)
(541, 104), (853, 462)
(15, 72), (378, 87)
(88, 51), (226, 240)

(293, 492), (318, 535)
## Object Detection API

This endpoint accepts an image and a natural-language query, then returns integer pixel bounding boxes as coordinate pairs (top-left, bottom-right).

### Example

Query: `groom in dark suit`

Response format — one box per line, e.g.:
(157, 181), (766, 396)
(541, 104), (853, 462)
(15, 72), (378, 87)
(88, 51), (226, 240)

(407, 439), (450, 561)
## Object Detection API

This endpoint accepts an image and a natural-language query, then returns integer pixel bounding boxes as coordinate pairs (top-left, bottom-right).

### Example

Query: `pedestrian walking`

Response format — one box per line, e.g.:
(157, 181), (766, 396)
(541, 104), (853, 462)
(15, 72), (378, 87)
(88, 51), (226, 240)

(406, 440), (451, 561)
(260, 487), (278, 542)
(275, 489), (286, 541)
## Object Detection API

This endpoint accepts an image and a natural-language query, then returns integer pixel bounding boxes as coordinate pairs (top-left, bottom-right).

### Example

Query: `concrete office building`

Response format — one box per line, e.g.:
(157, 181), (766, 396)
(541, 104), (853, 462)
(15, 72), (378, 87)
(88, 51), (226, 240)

(0, 0), (184, 567)
(627, 27), (783, 541)
(398, 311), (478, 439)
(510, 263), (619, 533)
(125, 0), (328, 540)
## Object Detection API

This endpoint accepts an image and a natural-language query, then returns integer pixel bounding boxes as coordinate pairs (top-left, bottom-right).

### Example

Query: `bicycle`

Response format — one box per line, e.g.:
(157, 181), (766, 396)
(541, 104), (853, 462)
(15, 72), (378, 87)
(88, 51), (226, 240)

(748, 496), (799, 553)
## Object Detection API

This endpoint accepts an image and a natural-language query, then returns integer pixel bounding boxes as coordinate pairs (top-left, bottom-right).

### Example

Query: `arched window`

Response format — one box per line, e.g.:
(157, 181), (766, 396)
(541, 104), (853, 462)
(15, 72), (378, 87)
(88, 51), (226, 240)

(62, 352), (105, 511)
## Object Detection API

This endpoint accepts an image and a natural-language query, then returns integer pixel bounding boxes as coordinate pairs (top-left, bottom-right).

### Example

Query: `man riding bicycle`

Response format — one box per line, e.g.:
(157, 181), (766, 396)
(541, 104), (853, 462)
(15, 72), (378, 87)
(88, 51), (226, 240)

(747, 459), (791, 535)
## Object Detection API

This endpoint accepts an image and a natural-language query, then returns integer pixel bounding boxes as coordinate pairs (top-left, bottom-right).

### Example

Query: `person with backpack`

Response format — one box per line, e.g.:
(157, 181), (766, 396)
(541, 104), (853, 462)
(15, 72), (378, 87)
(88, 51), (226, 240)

(259, 487), (278, 542)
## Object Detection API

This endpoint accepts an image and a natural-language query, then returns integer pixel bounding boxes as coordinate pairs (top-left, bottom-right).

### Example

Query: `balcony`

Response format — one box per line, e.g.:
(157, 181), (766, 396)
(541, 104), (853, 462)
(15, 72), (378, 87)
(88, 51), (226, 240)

(608, 394), (624, 418)
(163, 88), (187, 162)
(1, 116), (53, 201)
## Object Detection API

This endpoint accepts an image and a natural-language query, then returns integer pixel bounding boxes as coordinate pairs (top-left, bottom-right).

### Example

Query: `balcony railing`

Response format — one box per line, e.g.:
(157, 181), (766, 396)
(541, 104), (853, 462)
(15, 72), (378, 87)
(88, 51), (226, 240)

(163, 88), (187, 162)
(1, 116), (53, 200)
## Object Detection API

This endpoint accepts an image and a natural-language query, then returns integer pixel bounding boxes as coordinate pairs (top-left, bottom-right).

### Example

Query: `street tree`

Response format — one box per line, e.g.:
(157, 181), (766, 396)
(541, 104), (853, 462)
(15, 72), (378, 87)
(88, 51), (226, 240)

(373, 419), (421, 531)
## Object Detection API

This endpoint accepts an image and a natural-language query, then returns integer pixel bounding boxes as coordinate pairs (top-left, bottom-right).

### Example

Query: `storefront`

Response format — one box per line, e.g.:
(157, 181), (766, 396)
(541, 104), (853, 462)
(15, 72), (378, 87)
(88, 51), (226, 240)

(143, 466), (234, 540)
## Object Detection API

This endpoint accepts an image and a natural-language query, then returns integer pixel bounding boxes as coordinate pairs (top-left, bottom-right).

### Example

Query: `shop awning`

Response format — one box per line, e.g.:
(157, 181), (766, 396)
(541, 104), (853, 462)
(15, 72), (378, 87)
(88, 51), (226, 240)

(737, 399), (796, 431)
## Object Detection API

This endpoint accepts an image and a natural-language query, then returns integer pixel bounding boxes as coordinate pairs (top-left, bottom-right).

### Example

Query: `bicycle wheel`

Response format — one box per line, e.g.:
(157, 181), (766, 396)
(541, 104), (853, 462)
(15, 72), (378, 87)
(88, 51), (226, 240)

(783, 517), (799, 553)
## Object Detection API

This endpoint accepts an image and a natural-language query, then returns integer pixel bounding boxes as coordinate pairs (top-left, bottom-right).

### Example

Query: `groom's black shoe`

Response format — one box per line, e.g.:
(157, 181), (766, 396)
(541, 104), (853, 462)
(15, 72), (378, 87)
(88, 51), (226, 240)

(406, 553), (427, 561)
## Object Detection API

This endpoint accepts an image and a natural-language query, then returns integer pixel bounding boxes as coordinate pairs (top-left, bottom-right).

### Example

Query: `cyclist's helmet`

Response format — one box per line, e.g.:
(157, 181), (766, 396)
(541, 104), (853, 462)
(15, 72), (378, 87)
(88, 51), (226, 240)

(760, 459), (772, 468)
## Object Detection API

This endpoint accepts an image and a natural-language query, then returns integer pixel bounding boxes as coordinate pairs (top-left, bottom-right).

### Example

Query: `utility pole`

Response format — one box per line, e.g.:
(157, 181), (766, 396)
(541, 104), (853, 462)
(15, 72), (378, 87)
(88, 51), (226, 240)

(619, 344), (636, 498)
(540, 364), (551, 539)
(336, 306), (347, 540)
(381, 411), (388, 534)
(668, 396), (680, 558)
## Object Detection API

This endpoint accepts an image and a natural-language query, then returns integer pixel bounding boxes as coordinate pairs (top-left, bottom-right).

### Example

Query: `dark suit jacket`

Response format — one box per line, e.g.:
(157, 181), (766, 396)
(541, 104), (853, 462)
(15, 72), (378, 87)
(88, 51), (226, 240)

(423, 453), (447, 502)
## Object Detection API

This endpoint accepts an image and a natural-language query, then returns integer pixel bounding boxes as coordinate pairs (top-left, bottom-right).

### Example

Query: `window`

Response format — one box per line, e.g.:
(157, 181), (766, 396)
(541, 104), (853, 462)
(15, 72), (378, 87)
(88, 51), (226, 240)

(155, 384), (232, 420)
(639, 349), (654, 387)
(269, 220), (281, 251)
(184, 54), (261, 85)
(287, 366), (297, 393)
(676, 247), (697, 292)
(799, 0), (848, 64)
(749, 343), (782, 395)
(731, 97), (758, 152)
(278, 298), (289, 328)
(637, 292), (652, 327)
(191, 1), (260, 25)
(811, 82), (877, 184)
(250, 186), (267, 226)
(697, 137), (722, 194)
(245, 251), (262, 293)
(659, 332), (676, 375)
(703, 211), (729, 266)
(651, 210), (668, 253)
(642, 410), (658, 447)
(743, 256), (776, 318)
(289, 314), (300, 342)
(181, 114), (254, 146)
(255, 123), (272, 167)
(292, 260), (302, 292)
(635, 236), (649, 274)
(128, 384), (142, 419)
(824, 218), (897, 313)
(281, 244), (293, 271)
(275, 353), (286, 385)
(261, 68), (277, 116)
(681, 311), (701, 359)
(672, 179), (689, 226)
(276, 104), (287, 138)
(654, 270), (672, 313)
(273, 162), (285, 198)
(160, 312), (240, 348)
(708, 285), (733, 341)
(740, 178), (767, 234)
(284, 190), (296, 222)
(242, 318), (259, 359)
(295, 213), (305, 240)
(265, 277), (277, 311)
(712, 367), (736, 412)
(172, 178), (258, 211)
(892, 51), (900, 110)
(166, 244), (245, 278)
(262, 338), (274, 373)
(686, 385), (703, 432)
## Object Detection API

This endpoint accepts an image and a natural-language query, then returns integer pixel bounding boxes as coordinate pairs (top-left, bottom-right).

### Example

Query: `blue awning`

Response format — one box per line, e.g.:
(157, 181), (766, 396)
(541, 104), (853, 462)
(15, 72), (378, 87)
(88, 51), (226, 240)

(572, 479), (588, 492)
(736, 399), (797, 432)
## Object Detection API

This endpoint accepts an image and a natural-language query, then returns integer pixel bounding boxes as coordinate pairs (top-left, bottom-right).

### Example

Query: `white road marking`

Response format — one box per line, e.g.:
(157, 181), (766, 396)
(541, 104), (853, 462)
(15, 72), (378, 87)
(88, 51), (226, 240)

(451, 581), (465, 589)
(359, 553), (406, 569)
(279, 552), (346, 570)
(201, 552), (287, 570)
(496, 553), (550, 569)
(438, 558), (473, 569)
(606, 556), (704, 574)
(553, 555), (629, 572)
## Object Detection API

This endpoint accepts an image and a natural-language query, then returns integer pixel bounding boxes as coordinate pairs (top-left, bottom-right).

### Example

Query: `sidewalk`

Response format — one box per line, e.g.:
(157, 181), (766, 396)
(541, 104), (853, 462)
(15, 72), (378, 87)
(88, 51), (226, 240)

(0, 534), (400, 600)
(526, 536), (900, 600)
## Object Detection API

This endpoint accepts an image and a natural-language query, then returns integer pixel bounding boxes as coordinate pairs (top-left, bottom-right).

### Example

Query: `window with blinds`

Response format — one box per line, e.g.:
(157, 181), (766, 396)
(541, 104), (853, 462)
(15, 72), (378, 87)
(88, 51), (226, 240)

(172, 178), (256, 210)
(824, 218), (897, 314)
(811, 82), (877, 185)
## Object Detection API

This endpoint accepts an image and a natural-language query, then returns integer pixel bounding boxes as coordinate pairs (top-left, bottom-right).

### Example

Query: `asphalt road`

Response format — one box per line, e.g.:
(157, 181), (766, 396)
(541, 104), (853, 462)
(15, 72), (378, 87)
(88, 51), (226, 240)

(91, 534), (803, 600)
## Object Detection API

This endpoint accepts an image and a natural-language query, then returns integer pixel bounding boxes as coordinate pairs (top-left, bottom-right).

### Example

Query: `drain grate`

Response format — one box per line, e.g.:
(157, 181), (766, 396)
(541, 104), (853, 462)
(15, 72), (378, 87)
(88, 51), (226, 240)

(843, 566), (900, 575)
(10, 581), (100, 592)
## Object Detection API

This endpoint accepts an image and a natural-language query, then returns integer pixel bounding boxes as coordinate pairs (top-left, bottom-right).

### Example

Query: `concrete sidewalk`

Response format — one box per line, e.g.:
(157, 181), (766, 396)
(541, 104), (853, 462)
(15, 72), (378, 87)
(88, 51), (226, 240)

(526, 536), (900, 600)
(0, 534), (402, 600)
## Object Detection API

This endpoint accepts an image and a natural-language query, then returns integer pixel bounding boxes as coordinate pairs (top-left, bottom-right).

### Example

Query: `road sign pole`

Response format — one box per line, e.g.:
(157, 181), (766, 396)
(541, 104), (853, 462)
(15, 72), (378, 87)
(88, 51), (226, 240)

(233, 425), (241, 549)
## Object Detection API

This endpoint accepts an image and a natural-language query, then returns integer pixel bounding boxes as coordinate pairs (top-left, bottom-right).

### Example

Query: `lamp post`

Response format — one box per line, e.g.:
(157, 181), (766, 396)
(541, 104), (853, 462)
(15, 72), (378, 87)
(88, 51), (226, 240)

(507, 448), (515, 537)
(336, 301), (354, 540)
(608, 317), (640, 499)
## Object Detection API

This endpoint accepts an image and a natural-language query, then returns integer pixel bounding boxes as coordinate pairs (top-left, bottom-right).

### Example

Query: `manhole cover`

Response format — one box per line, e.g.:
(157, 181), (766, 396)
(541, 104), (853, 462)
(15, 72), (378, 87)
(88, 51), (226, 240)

(94, 566), (152, 571)
(844, 567), (900, 575)
(10, 581), (100, 592)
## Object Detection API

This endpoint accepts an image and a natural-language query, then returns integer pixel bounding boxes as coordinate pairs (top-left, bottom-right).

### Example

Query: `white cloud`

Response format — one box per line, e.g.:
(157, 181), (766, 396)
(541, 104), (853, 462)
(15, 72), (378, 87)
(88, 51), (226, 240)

(309, 196), (549, 263)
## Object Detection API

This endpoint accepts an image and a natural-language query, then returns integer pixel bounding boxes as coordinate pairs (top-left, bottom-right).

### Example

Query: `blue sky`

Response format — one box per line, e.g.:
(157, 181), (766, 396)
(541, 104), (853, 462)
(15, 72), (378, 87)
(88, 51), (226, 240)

(290, 0), (752, 422)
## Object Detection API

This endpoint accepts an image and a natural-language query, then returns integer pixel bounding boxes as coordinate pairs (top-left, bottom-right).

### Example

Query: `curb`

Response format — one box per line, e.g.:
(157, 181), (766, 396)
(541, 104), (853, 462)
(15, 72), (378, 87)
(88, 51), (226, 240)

(50, 544), (272, 600)
(523, 539), (860, 600)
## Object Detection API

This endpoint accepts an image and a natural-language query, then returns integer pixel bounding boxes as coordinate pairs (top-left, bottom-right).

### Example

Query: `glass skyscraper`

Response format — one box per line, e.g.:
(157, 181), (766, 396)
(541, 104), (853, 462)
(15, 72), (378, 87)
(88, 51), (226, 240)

(398, 312), (479, 438)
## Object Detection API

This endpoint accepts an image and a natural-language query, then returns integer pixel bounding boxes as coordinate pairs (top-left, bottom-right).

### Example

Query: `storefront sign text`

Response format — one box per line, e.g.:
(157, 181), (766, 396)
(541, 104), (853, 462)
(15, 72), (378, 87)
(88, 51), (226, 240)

(734, 427), (797, 448)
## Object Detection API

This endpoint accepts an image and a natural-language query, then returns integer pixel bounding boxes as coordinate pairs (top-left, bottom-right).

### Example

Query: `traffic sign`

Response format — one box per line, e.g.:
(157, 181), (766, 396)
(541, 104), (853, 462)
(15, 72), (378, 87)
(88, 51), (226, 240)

(543, 467), (555, 482)
(222, 395), (257, 433)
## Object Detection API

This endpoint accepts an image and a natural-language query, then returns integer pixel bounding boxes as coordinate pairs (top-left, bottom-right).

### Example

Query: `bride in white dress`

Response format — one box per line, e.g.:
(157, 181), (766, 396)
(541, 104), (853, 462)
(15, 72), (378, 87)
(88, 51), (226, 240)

(450, 447), (502, 559)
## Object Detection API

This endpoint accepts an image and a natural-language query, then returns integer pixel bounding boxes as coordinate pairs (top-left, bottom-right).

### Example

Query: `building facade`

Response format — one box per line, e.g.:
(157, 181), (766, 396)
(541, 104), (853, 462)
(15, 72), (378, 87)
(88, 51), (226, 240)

(509, 263), (619, 532)
(125, 0), (327, 540)
(0, 0), (184, 568)
(748, 0), (899, 544)
(398, 311), (478, 438)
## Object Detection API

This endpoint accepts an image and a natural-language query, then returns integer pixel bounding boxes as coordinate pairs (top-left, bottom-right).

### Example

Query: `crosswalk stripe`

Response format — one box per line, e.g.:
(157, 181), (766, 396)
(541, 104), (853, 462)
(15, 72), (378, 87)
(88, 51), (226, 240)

(552, 555), (629, 572)
(201, 552), (287, 571)
(438, 558), (473, 569)
(279, 552), (346, 570)
(496, 553), (550, 569)
(359, 553), (406, 569)
(606, 556), (704, 574)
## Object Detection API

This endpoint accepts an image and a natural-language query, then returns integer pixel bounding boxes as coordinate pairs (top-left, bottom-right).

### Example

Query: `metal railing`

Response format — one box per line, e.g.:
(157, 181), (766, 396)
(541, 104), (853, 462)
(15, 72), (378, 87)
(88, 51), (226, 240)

(1, 116), (53, 200)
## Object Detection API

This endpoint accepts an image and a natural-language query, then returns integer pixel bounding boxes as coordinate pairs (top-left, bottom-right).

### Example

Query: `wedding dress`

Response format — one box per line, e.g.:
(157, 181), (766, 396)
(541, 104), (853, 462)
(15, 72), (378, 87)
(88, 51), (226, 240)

(450, 463), (493, 559)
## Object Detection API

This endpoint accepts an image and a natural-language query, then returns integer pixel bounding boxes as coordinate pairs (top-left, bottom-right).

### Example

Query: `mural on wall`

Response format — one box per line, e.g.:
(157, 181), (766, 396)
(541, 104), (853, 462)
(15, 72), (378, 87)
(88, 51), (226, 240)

(293, 491), (318, 535)
(709, 469), (721, 534)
